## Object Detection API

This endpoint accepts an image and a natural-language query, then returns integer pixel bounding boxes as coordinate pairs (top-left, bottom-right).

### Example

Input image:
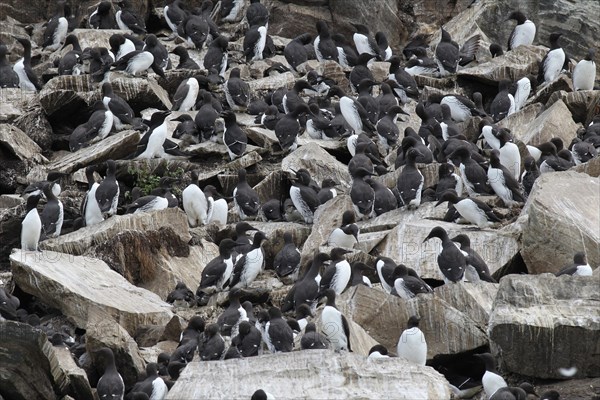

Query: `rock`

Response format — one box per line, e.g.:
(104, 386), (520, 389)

(298, 195), (354, 264)
(339, 285), (490, 357)
(0, 89), (37, 123)
(546, 90), (600, 125)
(268, 2), (331, 42)
(282, 142), (352, 190)
(375, 218), (520, 281)
(165, 350), (451, 399)
(529, 75), (573, 106)
(509, 99), (579, 146)
(12, 96), (53, 150)
(86, 314), (146, 389)
(313, 308), (379, 356)
(435, 282), (499, 329)
(497, 103), (543, 134)
(39, 75), (96, 117)
(108, 73), (173, 110)
(0, 194), (23, 209)
(28, 130), (140, 179)
(0, 202), (27, 269)
(0, 124), (46, 163)
(520, 171), (600, 274)
(248, 72), (296, 93)
(52, 344), (95, 400)
(572, 157), (600, 178)
(10, 249), (173, 336)
(0, 320), (77, 400)
(488, 274), (600, 379)
(457, 45), (547, 85)
(375, 163), (440, 192)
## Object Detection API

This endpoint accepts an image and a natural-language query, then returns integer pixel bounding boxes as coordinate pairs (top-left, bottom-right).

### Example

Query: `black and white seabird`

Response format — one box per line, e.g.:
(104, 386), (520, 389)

(285, 252), (330, 313)
(374, 256), (395, 294)
(350, 167), (375, 220)
(69, 101), (114, 151)
(451, 234), (496, 282)
(233, 320), (262, 357)
(90, 1), (116, 29)
(21, 194), (42, 251)
(507, 11), (536, 50)
(178, 7), (209, 50)
(300, 322), (329, 350)
(129, 363), (168, 399)
(199, 323), (225, 361)
(488, 149), (525, 207)
(449, 146), (492, 196)
(350, 262), (372, 287)
(388, 56), (419, 100)
(573, 48), (596, 91)
(111, 49), (163, 77)
(540, 149), (575, 173)
(116, 0), (146, 34)
(102, 82), (135, 130)
(39, 183), (63, 239)
(0, 44), (18, 88)
(319, 248), (352, 295)
(265, 307), (294, 353)
(204, 185), (228, 226)
(435, 162), (463, 199)
(377, 82), (399, 118)
(349, 53), (376, 93)
(365, 178), (397, 216)
(537, 33), (566, 85)
(328, 86), (375, 144)
(397, 316), (427, 365)
(246, 0), (269, 27)
(439, 94), (482, 122)
(216, 288), (248, 337)
(390, 265), (432, 299)
(491, 383), (538, 400)
(221, 111), (248, 160)
(164, 0), (186, 34)
(182, 170), (208, 227)
(289, 169), (320, 224)
(317, 178), (337, 204)
(555, 251), (592, 277)
(436, 190), (501, 229)
(282, 79), (313, 115)
(22, 172), (64, 200)
(43, 0), (68, 51)
(234, 168), (261, 220)
(397, 148), (425, 209)
(133, 111), (171, 158)
(125, 188), (169, 214)
(166, 282), (196, 307)
(225, 67), (250, 111)
(490, 79), (515, 122)
(319, 289), (351, 352)
(332, 33), (359, 68)
(375, 31), (392, 61)
(58, 34), (83, 75)
(109, 33), (137, 61)
(197, 239), (237, 295)
(475, 353), (508, 399)
(423, 226), (467, 283)
(193, 90), (218, 142)
(95, 159), (119, 218)
(228, 231), (267, 289)
(274, 231), (301, 279)
(327, 210), (359, 249)
(495, 128), (521, 181)
(13, 37), (41, 91)
(351, 23), (380, 59)
(489, 43), (504, 58)
(396, 133), (433, 169)
(244, 25), (268, 62)
(204, 35), (229, 77)
(95, 347), (125, 400)
(261, 199), (283, 221)
(520, 155), (540, 196)
(570, 138), (598, 165)
(172, 77), (199, 112)
(284, 33), (312, 71)
(144, 34), (170, 72)
(172, 46), (200, 70)
(314, 21), (338, 63)
(435, 28), (460, 76)
(81, 166), (103, 227)
(275, 103), (312, 152)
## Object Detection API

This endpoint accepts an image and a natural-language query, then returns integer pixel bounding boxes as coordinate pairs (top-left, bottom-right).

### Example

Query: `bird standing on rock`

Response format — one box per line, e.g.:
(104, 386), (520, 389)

(397, 316), (427, 366)
(423, 226), (466, 283)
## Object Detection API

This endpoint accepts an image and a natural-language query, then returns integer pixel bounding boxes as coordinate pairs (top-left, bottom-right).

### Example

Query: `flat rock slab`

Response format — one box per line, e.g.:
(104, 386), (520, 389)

(0, 124), (45, 163)
(10, 249), (173, 335)
(166, 350), (451, 399)
(489, 274), (600, 379)
(510, 99), (579, 146)
(36, 130), (140, 176)
(521, 171), (600, 274)
(40, 208), (191, 255)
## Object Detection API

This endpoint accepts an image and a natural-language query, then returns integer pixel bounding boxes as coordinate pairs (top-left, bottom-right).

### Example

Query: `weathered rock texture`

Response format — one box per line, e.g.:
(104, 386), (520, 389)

(521, 172), (600, 275)
(10, 249), (173, 335)
(489, 274), (600, 379)
(166, 350), (452, 399)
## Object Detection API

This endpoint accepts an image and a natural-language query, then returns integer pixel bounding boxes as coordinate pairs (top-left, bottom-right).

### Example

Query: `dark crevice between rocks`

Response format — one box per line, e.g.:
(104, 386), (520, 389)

(493, 251), (528, 282)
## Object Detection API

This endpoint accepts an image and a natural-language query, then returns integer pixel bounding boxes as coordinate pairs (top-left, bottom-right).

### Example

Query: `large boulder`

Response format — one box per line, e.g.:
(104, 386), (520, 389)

(339, 285), (490, 358)
(489, 274), (600, 379)
(165, 350), (451, 399)
(10, 249), (173, 336)
(0, 320), (77, 400)
(520, 171), (600, 274)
